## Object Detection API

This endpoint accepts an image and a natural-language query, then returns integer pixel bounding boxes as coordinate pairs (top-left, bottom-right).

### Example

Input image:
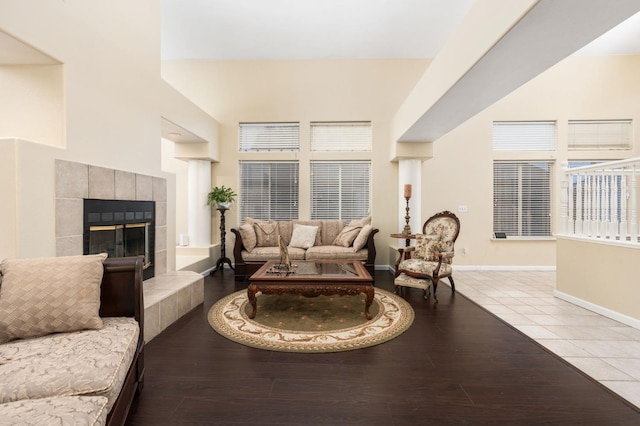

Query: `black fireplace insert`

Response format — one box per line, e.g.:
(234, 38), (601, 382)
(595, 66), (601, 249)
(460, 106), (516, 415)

(83, 199), (155, 280)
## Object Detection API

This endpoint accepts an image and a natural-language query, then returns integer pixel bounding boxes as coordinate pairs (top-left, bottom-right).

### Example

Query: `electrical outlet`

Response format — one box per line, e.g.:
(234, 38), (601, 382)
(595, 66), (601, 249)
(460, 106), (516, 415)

(458, 205), (468, 213)
(461, 247), (468, 256)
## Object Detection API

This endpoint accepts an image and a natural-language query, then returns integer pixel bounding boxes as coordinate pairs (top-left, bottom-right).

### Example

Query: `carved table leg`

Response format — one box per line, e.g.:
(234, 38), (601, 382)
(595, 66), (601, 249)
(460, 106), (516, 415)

(363, 286), (374, 320)
(247, 284), (258, 319)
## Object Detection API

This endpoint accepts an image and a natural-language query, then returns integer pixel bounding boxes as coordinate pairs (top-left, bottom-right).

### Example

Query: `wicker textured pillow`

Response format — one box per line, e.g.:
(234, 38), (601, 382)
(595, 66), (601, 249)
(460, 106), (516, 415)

(333, 225), (362, 247)
(288, 224), (318, 249)
(0, 253), (107, 344)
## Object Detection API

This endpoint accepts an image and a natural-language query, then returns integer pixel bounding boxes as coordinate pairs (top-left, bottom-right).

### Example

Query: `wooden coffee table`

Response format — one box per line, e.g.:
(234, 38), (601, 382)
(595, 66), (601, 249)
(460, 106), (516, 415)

(247, 260), (374, 320)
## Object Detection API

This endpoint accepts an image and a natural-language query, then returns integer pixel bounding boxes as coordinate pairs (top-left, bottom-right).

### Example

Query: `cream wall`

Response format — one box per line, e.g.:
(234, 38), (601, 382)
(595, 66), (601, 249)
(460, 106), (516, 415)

(163, 54), (640, 269)
(0, 65), (64, 147)
(161, 59), (430, 265)
(556, 237), (640, 323)
(426, 54), (640, 267)
(0, 1), (217, 269)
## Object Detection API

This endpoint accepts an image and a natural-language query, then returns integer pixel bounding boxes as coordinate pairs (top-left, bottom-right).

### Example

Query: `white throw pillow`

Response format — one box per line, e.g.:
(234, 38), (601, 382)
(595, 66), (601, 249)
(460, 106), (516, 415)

(288, 224), (319, 249)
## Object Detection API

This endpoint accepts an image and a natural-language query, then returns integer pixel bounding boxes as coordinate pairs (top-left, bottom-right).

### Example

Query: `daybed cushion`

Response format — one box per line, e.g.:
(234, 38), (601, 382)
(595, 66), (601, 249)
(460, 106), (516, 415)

(0, 253), (107, 344)
(0, 396), (109, 426)
(0, 317), (139, 413)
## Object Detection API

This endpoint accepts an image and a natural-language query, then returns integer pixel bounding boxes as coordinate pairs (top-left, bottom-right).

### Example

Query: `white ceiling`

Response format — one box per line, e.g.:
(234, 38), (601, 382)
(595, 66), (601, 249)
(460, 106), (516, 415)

(161, 0), (640, 61)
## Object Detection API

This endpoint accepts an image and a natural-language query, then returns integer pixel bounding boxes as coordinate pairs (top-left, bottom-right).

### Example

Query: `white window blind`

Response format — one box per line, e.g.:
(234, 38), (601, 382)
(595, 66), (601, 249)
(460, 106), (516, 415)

(493, 161), (552, 237)
(310, 121), (372, 152)
(493, 121), (556, 151)
(568, 120), (632, 150)
(239, 123), (300, 151)
(310, 161), (371, 220)
(239, 161), (299, 221)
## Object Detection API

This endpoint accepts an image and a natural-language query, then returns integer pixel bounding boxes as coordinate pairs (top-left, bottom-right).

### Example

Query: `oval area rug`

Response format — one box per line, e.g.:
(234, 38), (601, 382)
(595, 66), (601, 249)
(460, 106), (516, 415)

(208, 288), (414, 353)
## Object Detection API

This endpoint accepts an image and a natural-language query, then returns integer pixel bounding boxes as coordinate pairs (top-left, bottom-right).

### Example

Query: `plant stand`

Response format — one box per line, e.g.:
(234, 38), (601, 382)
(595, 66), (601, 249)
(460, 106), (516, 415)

(211, 207), (234, 274)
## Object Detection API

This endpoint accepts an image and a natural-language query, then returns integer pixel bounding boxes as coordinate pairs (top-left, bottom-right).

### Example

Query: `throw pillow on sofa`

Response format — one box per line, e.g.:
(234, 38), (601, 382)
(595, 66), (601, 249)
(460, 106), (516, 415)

(0, 253), (108, 344)
(238, 223), (257, 252)
(352, 224), (373, 251)
(349, 216), (372, 227)
(333, 225), (362, 247)
(246, 218), (279, 247)
(288, 224), (318, 249)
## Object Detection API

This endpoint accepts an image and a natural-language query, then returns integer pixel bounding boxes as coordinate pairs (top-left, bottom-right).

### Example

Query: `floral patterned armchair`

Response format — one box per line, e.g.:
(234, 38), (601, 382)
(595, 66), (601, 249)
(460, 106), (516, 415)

(394, 210), (460, 301)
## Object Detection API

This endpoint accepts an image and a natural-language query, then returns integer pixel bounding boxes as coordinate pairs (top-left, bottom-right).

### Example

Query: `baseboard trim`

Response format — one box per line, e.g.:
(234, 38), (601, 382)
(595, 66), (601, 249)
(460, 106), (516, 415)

(377, 265), (556, 272)
(554, 290), (640, 330)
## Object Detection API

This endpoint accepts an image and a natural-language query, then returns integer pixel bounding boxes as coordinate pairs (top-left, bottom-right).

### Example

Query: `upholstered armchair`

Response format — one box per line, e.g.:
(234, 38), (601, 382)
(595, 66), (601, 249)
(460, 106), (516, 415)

(394, 211), (460, 300)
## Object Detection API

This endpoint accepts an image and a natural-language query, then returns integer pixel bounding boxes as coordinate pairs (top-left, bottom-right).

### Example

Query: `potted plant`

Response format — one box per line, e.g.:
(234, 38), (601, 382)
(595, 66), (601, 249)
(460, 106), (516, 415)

(207, 185), (237, 209)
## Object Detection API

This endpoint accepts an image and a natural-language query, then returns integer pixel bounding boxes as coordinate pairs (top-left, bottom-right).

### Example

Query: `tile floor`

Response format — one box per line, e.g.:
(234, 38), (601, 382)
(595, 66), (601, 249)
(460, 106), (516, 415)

(453, 270), (640, 409)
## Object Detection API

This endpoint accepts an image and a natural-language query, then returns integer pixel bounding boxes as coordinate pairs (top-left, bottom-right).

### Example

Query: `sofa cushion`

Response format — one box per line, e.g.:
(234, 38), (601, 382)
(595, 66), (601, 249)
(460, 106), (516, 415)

(332, 225), (362, 247)
(0, 396), (109, 426)
(0, 317), (139, 413)
(320, 220), (346, 246)
(0, 253), (107, 344)
(278, 221), (293, 246)
(242, 247), (306, 262)
(352, 224), (373, 251)
(292, 220), (323, 246)
(305, 246), (368, 261)
(288, 224), (318, 249)
(238, 223), (257, 252)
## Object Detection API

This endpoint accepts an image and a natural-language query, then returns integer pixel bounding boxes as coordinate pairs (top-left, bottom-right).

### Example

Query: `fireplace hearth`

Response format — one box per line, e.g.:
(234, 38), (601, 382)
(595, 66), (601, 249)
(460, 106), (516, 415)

(84, 199), (155, 280)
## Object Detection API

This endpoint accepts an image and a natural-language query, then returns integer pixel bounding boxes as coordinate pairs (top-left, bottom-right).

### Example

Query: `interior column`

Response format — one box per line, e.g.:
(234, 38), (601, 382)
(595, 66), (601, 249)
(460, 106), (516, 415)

(187, 159), (212, 247)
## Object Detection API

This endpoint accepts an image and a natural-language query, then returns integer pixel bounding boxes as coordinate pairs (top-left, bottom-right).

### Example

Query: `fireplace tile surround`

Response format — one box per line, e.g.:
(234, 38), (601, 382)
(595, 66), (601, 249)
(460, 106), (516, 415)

(55, 159), (167, 276)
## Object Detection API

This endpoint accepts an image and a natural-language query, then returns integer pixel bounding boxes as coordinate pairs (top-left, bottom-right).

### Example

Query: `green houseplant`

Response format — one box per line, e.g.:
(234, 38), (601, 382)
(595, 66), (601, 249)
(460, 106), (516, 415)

(207, 185), (237, 209)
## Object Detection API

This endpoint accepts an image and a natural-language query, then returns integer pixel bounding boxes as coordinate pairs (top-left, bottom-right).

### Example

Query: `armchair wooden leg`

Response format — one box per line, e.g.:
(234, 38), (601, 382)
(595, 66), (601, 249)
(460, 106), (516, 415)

(448, 276), (456, 293)
(431, 278), (439, 302)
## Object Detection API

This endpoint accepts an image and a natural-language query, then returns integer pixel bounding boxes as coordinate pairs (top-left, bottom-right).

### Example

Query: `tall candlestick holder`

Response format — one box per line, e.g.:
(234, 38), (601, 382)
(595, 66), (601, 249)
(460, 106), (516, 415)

(402, 196), (412, 236)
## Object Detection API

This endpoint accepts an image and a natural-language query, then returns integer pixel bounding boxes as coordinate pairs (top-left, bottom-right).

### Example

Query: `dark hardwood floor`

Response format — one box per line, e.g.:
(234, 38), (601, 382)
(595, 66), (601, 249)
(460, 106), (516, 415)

(126, 270), (640, 425)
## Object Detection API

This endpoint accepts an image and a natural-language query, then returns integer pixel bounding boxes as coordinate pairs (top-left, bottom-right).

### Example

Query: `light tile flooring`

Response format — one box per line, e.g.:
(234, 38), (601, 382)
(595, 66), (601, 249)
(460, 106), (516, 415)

(453, 270), (640, 409)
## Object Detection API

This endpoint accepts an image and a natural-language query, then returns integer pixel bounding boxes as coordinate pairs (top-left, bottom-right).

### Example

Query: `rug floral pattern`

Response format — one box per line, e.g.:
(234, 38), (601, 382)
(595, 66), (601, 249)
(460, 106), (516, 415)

(208, 288), (414, 353)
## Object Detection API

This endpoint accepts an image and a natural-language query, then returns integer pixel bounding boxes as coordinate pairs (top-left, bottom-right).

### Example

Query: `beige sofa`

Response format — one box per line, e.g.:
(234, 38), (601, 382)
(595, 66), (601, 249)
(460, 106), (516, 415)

(0, 255), (144, 426)
(231, 217), (378, 281)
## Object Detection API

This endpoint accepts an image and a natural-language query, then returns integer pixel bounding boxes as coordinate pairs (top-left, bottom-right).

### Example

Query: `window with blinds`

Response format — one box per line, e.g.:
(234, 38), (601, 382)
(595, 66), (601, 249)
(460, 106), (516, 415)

(310, 161), (371, 220)
(493, 161), (552, 237)
(239, 123), (300, 151)
(493, 121), (556, 151)
(568, 120), (632, 150)
(310, 121), (372, 151)
(239, 161), (299, 221)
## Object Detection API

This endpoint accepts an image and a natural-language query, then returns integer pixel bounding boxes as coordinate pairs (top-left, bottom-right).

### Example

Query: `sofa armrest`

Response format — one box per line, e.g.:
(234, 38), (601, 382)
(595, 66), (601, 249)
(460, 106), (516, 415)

(100, 256), (144, 339)
(364, 228), (379, 276)
(231, 228), (245, 263)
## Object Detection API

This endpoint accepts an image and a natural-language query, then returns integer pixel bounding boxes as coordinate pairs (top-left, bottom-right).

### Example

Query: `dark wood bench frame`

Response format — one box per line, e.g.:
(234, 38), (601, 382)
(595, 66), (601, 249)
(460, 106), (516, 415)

(99, 256), (145, 426)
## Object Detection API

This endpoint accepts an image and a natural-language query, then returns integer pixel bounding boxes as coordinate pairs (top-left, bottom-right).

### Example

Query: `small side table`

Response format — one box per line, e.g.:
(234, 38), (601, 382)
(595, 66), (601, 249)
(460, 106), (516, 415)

(390, 233), (417, 268)
(390, 233), (416, 248)
(211, 207), (234, 274)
